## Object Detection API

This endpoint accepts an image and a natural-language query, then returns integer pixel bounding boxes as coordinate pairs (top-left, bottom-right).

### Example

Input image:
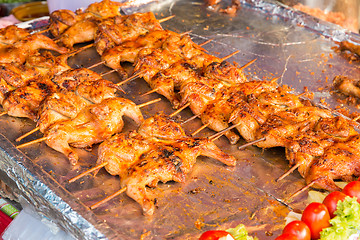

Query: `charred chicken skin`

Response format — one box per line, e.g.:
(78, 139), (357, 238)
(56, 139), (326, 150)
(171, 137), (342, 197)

(97, 113), (236, 215)
(45, 97), (144, 165)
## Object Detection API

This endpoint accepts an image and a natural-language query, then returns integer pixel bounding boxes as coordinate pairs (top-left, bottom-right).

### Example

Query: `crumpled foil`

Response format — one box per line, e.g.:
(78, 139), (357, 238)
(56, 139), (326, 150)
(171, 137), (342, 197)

(1, 0), (360, 239)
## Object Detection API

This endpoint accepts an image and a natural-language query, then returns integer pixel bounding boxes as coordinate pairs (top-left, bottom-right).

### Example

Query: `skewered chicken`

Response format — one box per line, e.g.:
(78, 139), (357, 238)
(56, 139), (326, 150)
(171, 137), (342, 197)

(2, 78), (58, 121)
(0, 25), (29, 48)
(37, 78), (119, 133)
(0, 34), (68, 64)
(95, 12), (163, 55)
(122, 136), (236, 215)
(48, 0), (121, 37)
(97, 113), (236, 215)
(45, 97), (144, 165)
(305, 134), (360, 191)
(101, 30), (178, 74)
(285, 116), (358, 178)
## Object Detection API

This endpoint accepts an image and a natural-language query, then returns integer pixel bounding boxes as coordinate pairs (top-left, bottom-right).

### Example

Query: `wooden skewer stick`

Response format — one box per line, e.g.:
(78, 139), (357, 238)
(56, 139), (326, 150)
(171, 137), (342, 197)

(90, 186), (127, 210)
(221, 50), (240, 61)
(87, 60), (105, 69)
(238, 137), (266, 150)
(140, 88), (158, 97)
(208, 122), (241, 141)
(16, 136), (47, 149)
(198, 39), (213, 47)
(16, 127), (40, 142)
(116, 71), (143, 86)
(286, 179), (320, 201)
(15, 99), (161, 149)
(169, 102), (191, 118)
(32, 28), (50, 35)
(68, 162), (109, 183)
(191, 123), (210, 136)
(68, 43), (94, 57)
(276, 162), (302, 182)
(100, 69), (116, 77)
(137, 98), (162, 108)
(239, 58), (257, 70)
(181, 114), (199, 125)
(158, 15), (175, 23)
(353, 115), (360, 122)
(0, 112), (7, 117)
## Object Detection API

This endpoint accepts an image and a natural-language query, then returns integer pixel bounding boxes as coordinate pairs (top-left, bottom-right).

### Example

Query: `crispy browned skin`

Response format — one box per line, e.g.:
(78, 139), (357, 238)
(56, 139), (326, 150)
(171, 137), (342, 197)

(2, 78), (58, 121)
(0, 25), (29, 48)
(52, 68), (102, 90)
(58, 19), (98, 48)
(122, 137), (236, 215)
(306, 135), (360, 191)
(286, 116), (358, 178)
(95, 12), (163, 55)
(45, 97), (144, 165)
(0, 34), (68, 64)
(37, 79), (118, 133)
(97, 113), (236, 215)
(48, 0), (121, 37)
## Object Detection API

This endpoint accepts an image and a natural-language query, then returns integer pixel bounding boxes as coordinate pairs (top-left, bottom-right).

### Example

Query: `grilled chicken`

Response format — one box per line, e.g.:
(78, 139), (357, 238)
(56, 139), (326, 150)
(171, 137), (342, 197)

(122, 137), (236, 215)
(95, 12), (163, 55)
(101, 30), (178, 73)
(58, 19), (98, 48)
(97, 113), (236, 215)
(48, 0), (121, 37)
(285, 116), (358, 178)
(0, 34), (68, 64)
(0, 25), (29, 48)
(306, 134), (360, 191)
(45, 97), (144, 165)
(37, 79), (118, 133)
(255, 106), (332, 148)
(2, 78), (58, 121)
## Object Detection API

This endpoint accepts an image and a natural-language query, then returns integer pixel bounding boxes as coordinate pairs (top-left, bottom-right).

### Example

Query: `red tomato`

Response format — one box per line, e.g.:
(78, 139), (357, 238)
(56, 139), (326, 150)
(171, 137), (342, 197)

(301, 202), (331, 239)
(342, 181), (360, 203)
(322, 191), (347, 218)
(199, 230), (232, 240)
(275, 233), (298, 240)
(282, 220), (311, 240)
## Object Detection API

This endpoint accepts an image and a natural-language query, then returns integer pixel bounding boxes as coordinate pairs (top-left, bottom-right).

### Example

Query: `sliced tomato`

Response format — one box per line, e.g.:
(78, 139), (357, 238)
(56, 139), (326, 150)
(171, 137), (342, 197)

(342, 181), (360, 203)
(282, 220), (311, 240)
(199, 230), (233, 240)
(275, 233), (298, 240)
(322, 191), (347, 218)
(301, 202), (331, 240)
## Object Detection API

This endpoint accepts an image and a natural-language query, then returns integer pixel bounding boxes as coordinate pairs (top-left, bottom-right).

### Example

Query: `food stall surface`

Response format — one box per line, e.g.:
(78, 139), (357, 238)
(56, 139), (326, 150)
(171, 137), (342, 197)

(0, 0), (359, 239)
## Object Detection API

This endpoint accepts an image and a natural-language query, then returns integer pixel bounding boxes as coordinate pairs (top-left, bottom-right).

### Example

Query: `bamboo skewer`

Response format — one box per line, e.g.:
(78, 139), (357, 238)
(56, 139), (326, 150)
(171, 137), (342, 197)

(69, 162), (109, 183)
(116, 71), (143, 86)
(208, 122), (242, 141)
(0, 112), (6, 117)
(158, 15), (175, 23)
(238, 137), (266, 150)
(16, 127), (40, 142)
(239, 58), (257, 70)
(191, 123), (210, 136)
(15, 98), (162, 149)
(90, 187), (127, 210)
(287, 179), (320, 201)
(169, 103), (191, 118)
(276, 162), (302, 182)
(181, 114), (199, 125)
(221, 50), (240, 61)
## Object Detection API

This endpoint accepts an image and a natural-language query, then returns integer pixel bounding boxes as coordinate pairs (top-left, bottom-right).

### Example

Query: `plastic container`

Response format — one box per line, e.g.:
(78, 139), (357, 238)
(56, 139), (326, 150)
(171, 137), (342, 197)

(11, 1), (49, 22)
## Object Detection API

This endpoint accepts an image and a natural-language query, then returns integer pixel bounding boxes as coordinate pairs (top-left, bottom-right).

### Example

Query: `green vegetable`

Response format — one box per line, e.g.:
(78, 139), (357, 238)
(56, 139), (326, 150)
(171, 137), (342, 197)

(0, 0), (31, 3)
(226, 224), (258, 240)
(320, 196), (360, 240)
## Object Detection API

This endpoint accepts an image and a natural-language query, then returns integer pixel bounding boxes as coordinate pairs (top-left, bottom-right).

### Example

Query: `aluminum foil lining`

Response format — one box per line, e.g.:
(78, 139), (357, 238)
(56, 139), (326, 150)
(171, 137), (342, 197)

(1, 0), (360, 239)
